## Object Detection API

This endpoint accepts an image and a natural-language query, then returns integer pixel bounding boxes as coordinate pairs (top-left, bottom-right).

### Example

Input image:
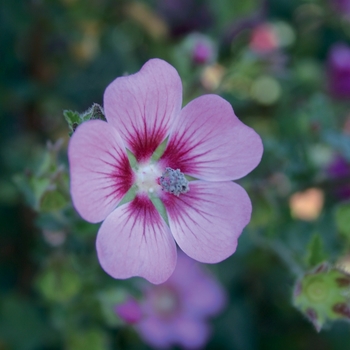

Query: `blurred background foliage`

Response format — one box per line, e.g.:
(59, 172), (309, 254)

(1, 0), (350, 349)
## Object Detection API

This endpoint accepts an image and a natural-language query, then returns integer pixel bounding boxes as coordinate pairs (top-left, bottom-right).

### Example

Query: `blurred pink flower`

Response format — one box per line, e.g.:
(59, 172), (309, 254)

(116, 252), (226, 349)
(327, 43), (350, 98)
(249, 23), (279, 54)
(68, 59), (263, 284)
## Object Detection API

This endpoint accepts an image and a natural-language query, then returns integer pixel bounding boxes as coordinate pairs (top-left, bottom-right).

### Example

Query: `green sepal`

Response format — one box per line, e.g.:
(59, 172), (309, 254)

(118, 186), (137, 206)
(126, 149), (137, 169)
(151, 138), (168, 161)
(149, 193), (169, 225)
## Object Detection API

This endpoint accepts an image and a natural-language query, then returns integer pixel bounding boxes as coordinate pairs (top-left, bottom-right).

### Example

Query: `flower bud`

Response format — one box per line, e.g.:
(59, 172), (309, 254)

(293, 262), (350, 331)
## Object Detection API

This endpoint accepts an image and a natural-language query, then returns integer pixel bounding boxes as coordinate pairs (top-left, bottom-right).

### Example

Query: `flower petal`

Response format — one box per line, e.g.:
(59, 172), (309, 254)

(159, 94), (263, 181)
(68, 120), (133, 223)
(161, 181), (252, 263)
(137, 316), (209, 350)
(96, 195), (177, 284)
(104, 59), (183, 163)
(137, 317), (173, 348)
(171, 317), (210, 349)
(170, 252), (226, 317)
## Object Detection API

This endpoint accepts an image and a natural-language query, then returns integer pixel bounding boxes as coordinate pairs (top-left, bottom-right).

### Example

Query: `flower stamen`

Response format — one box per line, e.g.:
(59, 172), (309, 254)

(160, 167), (189, 196)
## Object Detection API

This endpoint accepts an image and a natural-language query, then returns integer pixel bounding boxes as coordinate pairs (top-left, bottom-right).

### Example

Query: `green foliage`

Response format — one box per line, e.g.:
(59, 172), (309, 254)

(66, 328), (109, 350)
(305, 234), (327, 268)
(0, 295), (54, 350)
(13, 140), (69, 212)
(97, 288), (128, 327)
(36, 261), (82, 303)
(335, 202), (350, 238)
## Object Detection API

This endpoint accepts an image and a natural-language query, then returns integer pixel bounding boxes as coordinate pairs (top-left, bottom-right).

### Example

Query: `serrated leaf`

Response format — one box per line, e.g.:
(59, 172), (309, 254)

(63, 110), (81, 135)
(63, 104), (106, 136)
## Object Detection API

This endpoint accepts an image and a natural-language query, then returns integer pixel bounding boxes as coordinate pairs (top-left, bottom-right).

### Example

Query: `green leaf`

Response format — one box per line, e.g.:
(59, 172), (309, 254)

(63, 104), (106, 136)
(305, 234), (327, 268)
(335, 202), (350, 238)
(36, 263), (82, 303)
(63, 110), (81, 136)
(66, 328), (108, 350)
(97, 289), (127, 327)
(40, 190), (68, 212)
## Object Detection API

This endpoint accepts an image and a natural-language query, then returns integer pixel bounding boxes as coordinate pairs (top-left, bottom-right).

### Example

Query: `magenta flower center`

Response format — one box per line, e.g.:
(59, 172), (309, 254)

(159, 167), (189, 196)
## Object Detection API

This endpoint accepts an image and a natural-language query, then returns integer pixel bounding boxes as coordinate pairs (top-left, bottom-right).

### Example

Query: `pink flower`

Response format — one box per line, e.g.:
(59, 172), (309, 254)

(117, 252), (226, 349)
(249, 24), (279, 54)
(68, 59), (263, 284)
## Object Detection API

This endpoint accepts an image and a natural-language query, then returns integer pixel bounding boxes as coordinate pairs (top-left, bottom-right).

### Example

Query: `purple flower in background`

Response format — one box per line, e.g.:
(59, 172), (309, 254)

(132, 252), (226, 349)
(327, 155), (350, 200)
(327, 43), (350, 98)
(156, 0), (214, 37)
(115, 297), (143, 324)
(183, 33), (217, 65)
(331, 0), (350, 15)
(68, 59), (263, 284)
(192, 37), (215, 65)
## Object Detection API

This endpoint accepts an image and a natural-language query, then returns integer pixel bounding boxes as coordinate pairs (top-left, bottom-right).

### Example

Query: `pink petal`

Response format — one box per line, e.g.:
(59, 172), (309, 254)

(170, 252), (226, 317)
(104, 59), (183, 163)
(137, 317), (173, 348)
(161, 181), (252, 263)
(159, 94), (263, 181)
(68, 120), (133, 223)
(96, 195), (177, 284)
(137, 317), (209, 349)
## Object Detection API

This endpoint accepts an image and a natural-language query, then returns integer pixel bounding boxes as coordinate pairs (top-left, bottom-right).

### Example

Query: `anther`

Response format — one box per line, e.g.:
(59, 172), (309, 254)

(159, 167), (189, 196)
